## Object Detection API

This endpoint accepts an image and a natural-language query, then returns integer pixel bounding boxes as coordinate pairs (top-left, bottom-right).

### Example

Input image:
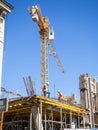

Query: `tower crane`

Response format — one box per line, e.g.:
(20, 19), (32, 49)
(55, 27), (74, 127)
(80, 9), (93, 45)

(0, 87), (22, 97)
(29, 5), (64, 96)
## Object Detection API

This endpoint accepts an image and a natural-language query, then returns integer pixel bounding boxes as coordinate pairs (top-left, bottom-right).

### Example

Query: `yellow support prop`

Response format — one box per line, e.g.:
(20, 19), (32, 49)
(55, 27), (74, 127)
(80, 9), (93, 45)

(0, 112), (4, 130)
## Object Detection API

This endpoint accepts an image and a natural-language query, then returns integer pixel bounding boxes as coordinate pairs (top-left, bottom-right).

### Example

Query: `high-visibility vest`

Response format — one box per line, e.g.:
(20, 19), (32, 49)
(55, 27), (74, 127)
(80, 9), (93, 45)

(42, 85), (47, 92)
(58, 92), (63, 99)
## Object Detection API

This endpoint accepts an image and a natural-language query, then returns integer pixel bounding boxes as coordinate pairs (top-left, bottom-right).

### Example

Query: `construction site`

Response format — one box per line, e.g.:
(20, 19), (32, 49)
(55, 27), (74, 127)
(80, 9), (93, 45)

(0, 0), (98, 130)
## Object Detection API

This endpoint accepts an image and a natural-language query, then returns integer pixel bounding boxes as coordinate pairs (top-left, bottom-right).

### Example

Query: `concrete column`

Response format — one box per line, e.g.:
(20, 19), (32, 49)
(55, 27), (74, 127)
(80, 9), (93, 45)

(0, 15), (5, 95)
(0, 1), (13, 97)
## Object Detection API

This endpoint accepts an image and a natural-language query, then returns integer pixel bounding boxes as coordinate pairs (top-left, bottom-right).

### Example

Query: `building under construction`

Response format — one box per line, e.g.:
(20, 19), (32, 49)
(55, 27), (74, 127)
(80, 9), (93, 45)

(0, 1), (98, 130)
(0, 73), (97, 130)
(1, 95), (88, 130)
(79, 73), (98, 128)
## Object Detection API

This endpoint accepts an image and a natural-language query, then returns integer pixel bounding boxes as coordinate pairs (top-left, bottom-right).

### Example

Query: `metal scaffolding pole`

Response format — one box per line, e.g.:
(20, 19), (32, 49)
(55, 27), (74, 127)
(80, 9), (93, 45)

(51, 108), (53, 130)
(70, 111), (72, 128)
(78, 113), (80, 128)
(83, 114), (85, 128)
(30, 108), (33, 130)
(64, 113), (66, 128)
(60, 108), (62, 129)
(44, 108), (46, 130)
(40, 101), (42, 129)
(37, 106), (40, 130)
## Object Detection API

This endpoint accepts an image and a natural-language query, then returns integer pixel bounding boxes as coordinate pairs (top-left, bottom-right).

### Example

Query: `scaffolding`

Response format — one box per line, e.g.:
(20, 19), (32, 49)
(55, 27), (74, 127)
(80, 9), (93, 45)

(2, 95), (88, 130)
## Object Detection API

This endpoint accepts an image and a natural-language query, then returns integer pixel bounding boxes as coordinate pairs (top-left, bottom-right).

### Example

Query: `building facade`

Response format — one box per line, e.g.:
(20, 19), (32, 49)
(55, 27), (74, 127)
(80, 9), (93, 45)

(0, 0), (13, 93)
(79, 73), (98, 128)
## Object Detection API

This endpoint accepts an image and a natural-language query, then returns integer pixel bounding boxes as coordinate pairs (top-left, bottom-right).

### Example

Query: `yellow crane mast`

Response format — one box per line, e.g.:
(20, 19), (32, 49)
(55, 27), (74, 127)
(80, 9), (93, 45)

(29, 5), (64, 96)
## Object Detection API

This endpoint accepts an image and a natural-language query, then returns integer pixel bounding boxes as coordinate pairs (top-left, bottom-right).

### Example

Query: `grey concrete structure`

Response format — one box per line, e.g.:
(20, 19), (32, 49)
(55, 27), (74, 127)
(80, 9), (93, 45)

(0, 0), (13, 93)
(79, 74), (98, 128)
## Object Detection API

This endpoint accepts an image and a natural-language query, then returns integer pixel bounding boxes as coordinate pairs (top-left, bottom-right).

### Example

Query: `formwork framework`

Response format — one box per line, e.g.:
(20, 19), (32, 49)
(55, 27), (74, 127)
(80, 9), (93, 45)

(2, 95), (88, 130)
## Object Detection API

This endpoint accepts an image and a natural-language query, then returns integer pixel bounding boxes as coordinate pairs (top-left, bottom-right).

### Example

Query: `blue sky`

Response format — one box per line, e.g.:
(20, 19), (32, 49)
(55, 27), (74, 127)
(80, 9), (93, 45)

(2, 0), (98, 101)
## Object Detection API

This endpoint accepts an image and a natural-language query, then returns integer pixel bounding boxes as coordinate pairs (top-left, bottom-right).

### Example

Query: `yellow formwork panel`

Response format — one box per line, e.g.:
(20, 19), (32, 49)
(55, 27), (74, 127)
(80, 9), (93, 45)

(35, 96), (87, 115)
(8, 95), (88, 116)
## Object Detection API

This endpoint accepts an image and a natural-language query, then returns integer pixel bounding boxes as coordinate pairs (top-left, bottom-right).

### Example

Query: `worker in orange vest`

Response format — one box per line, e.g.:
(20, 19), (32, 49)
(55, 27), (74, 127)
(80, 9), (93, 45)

(42, 82), (49, 97)
(57, 90), (63, 100)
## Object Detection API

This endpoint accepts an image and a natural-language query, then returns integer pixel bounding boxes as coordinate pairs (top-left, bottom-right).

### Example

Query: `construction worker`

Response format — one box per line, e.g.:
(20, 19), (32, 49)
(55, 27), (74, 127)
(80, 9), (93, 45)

(57, 90), (63, 100)
(42, 82), (49, 97)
